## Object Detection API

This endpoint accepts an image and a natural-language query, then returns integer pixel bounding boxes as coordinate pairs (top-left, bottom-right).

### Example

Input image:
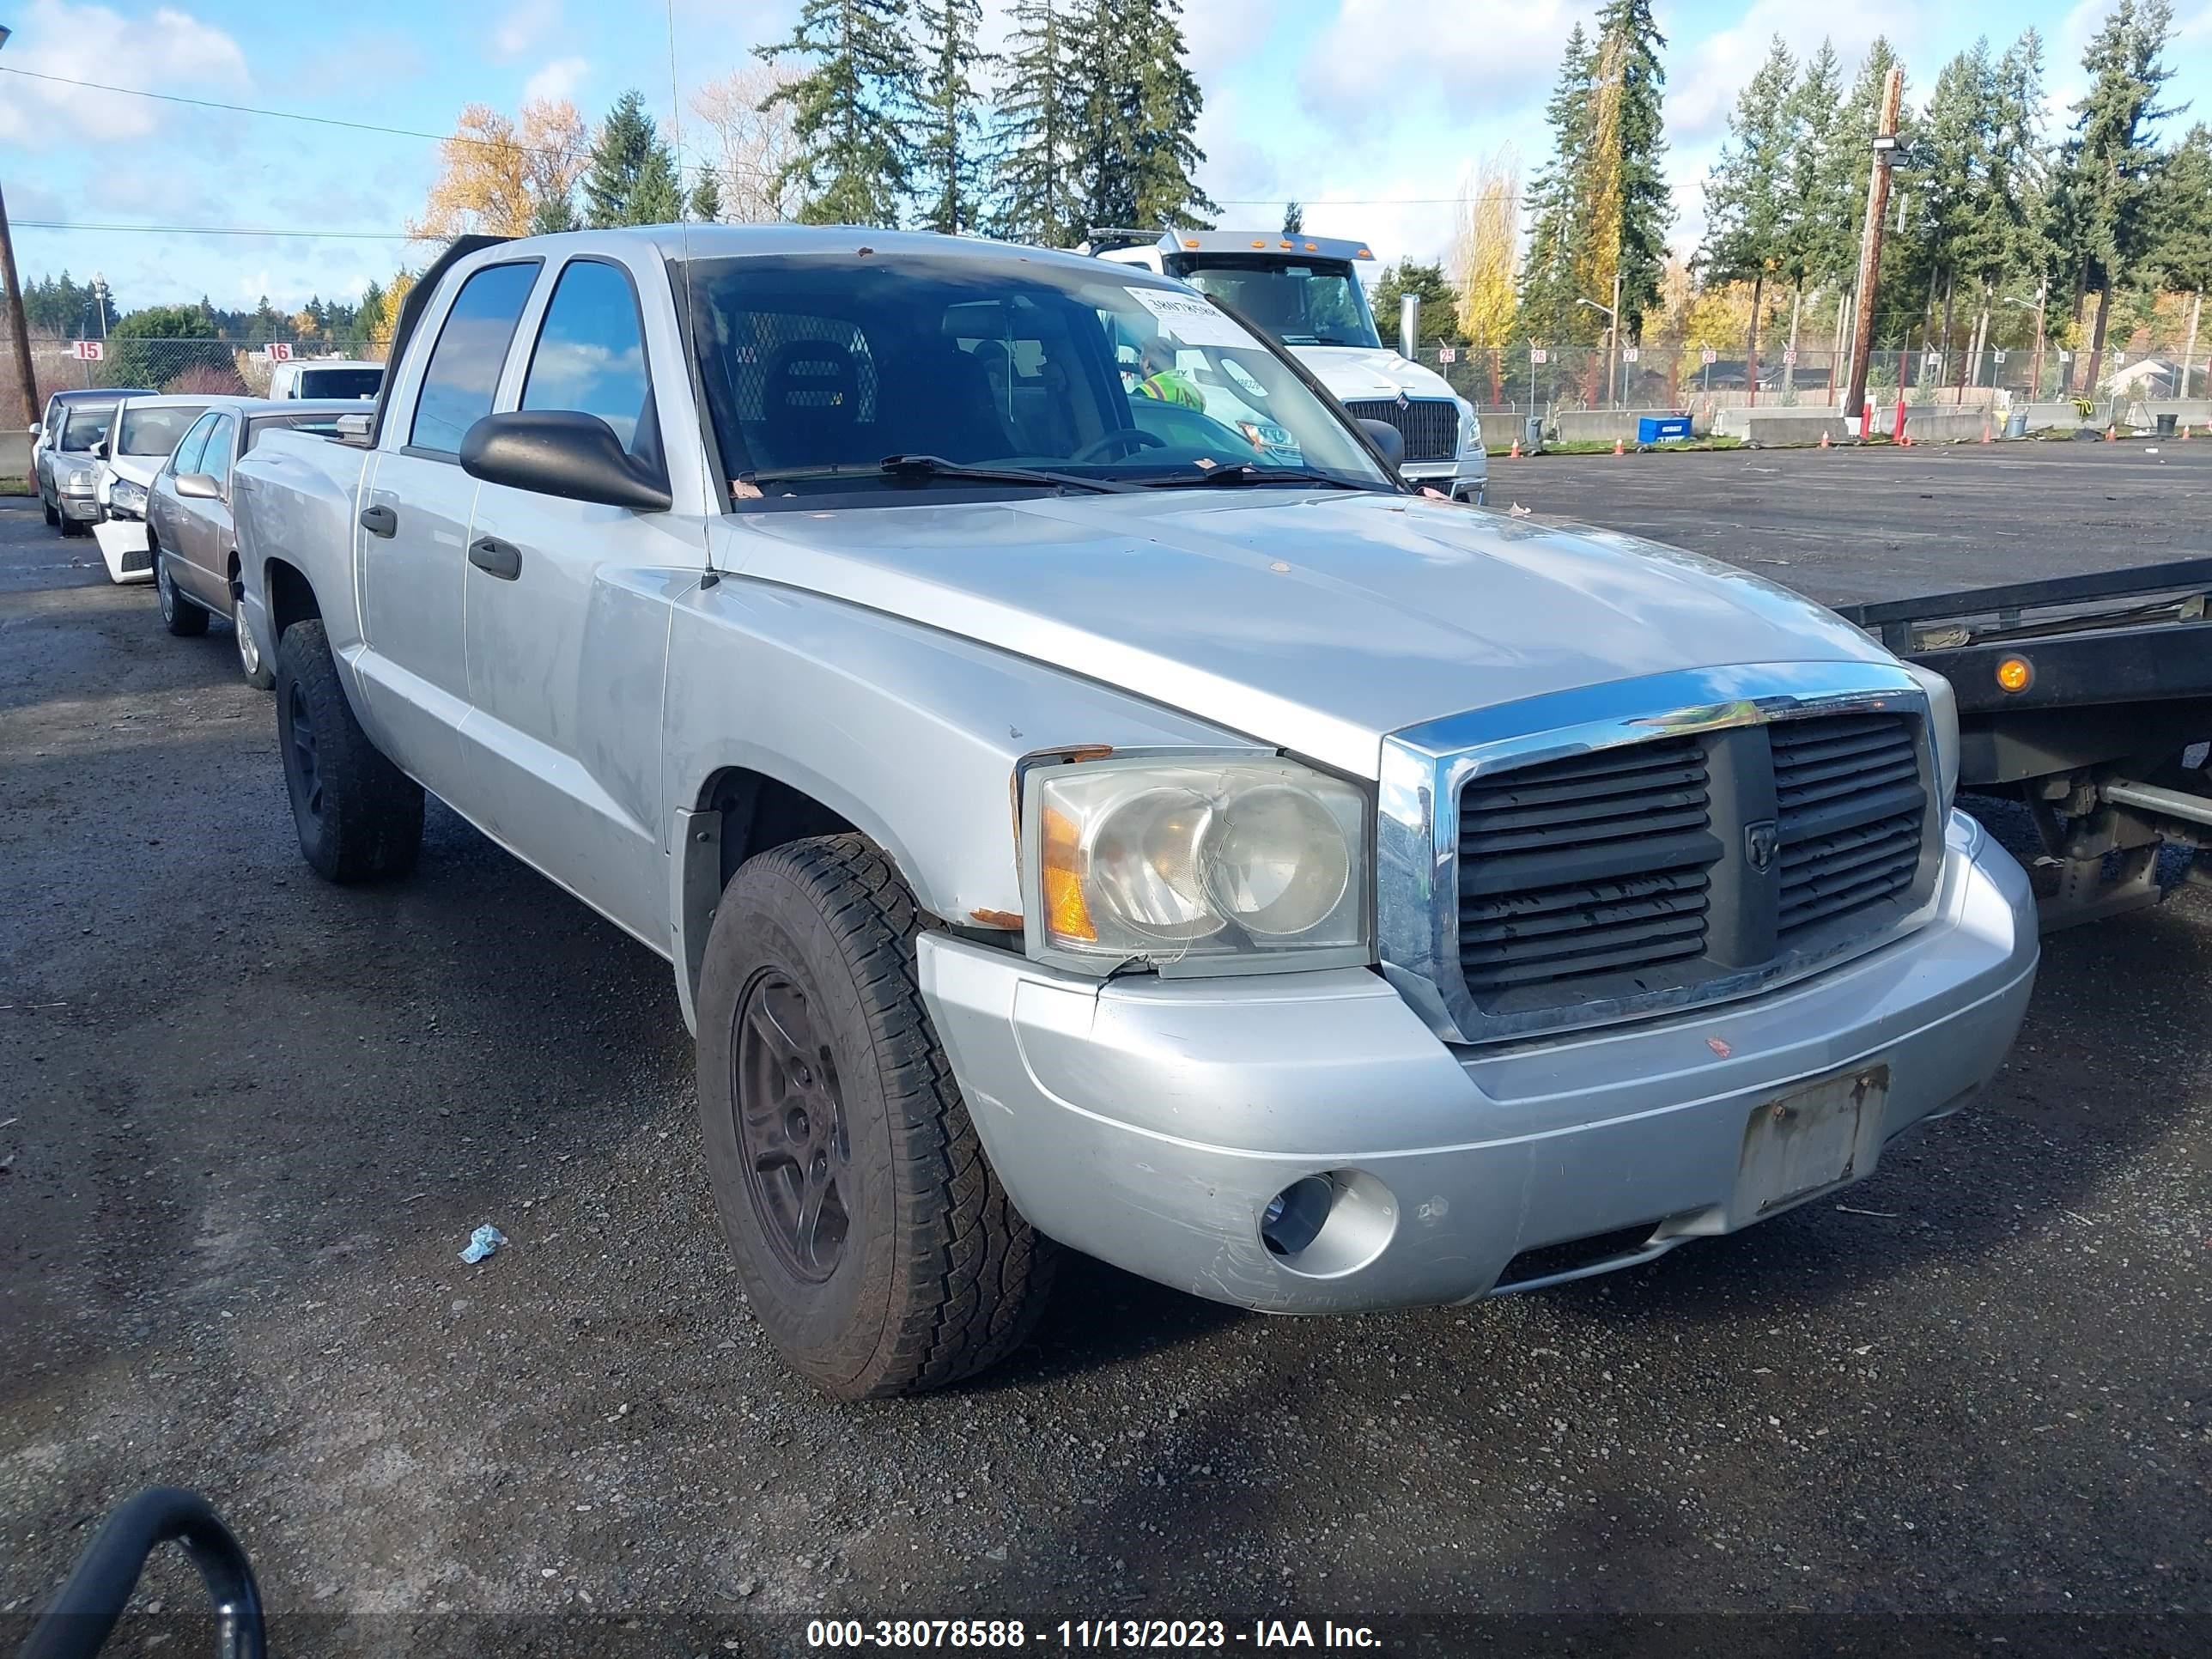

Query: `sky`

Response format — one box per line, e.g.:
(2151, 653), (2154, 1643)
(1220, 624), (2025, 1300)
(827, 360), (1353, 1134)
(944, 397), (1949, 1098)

(2, 0), (2210, 323)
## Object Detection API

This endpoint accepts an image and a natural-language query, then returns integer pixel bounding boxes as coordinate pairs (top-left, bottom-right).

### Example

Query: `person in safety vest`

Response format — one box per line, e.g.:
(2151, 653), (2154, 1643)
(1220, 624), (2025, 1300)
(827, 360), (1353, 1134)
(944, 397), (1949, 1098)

(1133, 334), (1205, 410)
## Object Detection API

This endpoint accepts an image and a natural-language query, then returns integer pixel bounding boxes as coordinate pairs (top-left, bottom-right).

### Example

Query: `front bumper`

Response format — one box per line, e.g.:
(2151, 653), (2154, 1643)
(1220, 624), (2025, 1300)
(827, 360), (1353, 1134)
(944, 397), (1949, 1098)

(920, 811), (2036, 1314)
(1402, 454), (1486, 501)
(58, 493), (102, 522)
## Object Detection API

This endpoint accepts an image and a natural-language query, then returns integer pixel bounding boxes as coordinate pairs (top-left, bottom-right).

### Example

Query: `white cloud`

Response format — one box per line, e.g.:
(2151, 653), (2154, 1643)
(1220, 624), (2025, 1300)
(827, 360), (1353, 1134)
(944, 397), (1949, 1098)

(1298, 0), (1577, 133)
(1668, 0), (1918, 144)
(524, 55), (591, 104)
(494, 0), (562, 59)
(0, 0), (247, 146)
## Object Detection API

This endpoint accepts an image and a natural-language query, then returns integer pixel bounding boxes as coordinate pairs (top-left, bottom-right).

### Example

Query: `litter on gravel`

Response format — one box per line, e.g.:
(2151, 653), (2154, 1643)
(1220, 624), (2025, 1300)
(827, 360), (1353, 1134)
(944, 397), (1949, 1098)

(459, 1224), (508, 1264)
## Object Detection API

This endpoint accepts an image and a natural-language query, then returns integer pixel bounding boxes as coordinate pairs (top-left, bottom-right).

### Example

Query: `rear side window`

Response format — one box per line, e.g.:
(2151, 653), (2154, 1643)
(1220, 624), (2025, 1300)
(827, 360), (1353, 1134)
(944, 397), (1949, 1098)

(171, 413), (218, 477)
(408, 261), (539, 456)
(520, 260), (652, 453)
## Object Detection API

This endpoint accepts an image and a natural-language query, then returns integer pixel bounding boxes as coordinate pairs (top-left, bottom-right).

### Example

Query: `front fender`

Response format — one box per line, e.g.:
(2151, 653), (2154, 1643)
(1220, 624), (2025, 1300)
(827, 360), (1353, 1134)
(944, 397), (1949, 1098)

(661, 577), (1249, 1017)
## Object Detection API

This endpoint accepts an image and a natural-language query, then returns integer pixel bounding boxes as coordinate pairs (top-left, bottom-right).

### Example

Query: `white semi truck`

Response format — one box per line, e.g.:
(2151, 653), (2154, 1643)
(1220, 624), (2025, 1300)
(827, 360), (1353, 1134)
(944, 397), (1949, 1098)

(1084, 228), (1487, 502)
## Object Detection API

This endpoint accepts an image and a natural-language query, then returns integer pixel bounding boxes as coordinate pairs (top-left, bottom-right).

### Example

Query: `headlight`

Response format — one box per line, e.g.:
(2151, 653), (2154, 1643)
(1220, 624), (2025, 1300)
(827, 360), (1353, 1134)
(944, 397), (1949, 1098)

(1903, 664), (1960, 808)
(60, 466), (97, 494)
(1024, 756), (1370, 973)
(110, 479), (147, 511)
(1458, 400), (1483, 456)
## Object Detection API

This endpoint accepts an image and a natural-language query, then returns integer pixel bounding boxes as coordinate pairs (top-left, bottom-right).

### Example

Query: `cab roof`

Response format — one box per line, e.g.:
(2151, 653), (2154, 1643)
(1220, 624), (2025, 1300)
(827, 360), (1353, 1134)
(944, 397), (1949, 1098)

(1084, 228), (1376, 263)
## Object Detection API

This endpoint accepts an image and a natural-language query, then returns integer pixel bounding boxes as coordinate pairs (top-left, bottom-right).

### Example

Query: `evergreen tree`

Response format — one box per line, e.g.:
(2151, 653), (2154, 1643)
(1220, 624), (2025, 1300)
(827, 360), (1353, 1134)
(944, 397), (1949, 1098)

(2152, 123), (2212, 295)
(1698, 33), (1799, 372)
(1589, 0), (1672, 337)
(531, 187), (580, 234)
(1990, 31), (2055, 289)
(992, 0), (1083, 244)
(1373, 261), (1460, 346)
(360, 280), (387, 342)
(629, 147), (684, 224)
(758, 0), (917, 226)
(688, 172), (725, 223)
(1518, 25), (1596, 348)
(1071, 0), (1141, 228)
(2056, 0), (2179, 390)
(1784, 40), (1857, 298)
(1127, 0), (1215, 228)
(911, 0), (990, 233)
(1907, 41), (2009, 359)
(583, 91), (665, 228)
(1282, 201), (1304, 235)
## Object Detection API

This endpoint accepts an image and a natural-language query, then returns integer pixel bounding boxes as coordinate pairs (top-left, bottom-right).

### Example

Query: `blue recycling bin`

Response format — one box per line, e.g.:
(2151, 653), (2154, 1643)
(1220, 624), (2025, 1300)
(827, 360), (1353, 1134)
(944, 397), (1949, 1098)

(1637, 414), (1693, 443)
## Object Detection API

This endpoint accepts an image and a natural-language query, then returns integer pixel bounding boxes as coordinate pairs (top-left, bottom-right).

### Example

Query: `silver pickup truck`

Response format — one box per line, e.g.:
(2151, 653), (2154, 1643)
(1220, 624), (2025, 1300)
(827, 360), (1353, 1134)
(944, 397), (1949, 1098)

(233, 227), (2039, 1399)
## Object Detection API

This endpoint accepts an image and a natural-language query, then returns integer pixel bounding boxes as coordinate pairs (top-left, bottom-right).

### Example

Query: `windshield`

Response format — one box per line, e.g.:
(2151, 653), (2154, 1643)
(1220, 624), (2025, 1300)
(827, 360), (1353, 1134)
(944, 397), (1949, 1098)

(1171, 256), (1382, 349)
(298, 367), (382, 399)
(60, 406), (117, 451)
(118, 404), (209, 457)
(682, 252), (1395, 502)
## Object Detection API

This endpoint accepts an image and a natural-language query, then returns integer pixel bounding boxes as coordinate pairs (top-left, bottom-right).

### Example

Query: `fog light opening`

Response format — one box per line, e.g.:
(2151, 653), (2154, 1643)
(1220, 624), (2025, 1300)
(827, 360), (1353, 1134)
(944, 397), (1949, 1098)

(1261, 1176), (1334, 1257)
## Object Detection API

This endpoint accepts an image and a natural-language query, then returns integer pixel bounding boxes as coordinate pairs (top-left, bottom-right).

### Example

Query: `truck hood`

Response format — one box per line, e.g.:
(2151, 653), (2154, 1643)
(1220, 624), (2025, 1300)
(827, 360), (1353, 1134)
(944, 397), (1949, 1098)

(1294, 345), (1461, 405)
(719, 490), (1892, 778)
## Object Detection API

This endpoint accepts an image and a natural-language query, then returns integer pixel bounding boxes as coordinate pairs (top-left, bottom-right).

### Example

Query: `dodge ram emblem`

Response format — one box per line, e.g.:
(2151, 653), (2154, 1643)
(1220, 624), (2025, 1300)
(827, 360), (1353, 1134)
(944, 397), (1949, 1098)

(1745, 819), (1779, 872)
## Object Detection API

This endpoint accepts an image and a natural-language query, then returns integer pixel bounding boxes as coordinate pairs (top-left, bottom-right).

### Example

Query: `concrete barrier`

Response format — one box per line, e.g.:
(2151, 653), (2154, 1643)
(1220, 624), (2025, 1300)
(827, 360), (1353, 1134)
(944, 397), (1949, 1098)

(1875, 405), (1991, 443)
(1712, 407), (1849, 446)
(0, 431), (30, 479)
(2019, 401), (2109, 432)
(1552, 409), (1709, 444)
(2130, 398), (2212, 428)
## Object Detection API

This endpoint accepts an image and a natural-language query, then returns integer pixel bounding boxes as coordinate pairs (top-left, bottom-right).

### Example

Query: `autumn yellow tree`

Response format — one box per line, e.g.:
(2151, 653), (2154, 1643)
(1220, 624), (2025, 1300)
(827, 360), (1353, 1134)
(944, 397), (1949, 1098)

(1575, 31), (1627, 336)
(408, 100), (587, 240)
(1451, 146), (1520, 402)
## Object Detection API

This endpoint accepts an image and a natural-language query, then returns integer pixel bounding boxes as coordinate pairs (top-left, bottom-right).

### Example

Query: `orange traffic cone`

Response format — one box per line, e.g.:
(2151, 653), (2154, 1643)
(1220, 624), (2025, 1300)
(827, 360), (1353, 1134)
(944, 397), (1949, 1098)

(1819, 430), (1830, 448)
(1613, 437), (1624, 455)
(1980, 417), (1991, 443)
(1509, 436), (1521, 459)
(2106, 423), (2118, 441)
(2183, 424), (2192, 441)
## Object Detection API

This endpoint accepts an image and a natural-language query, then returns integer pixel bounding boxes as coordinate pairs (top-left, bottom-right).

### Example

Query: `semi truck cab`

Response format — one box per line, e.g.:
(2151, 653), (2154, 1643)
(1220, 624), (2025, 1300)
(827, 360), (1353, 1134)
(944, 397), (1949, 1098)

(1085, 228), (1486, 502)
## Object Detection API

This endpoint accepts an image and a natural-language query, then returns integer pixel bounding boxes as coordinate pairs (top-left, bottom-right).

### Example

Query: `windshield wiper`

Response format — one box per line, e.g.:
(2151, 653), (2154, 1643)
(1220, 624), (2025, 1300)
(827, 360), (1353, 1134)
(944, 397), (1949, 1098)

(744, 454), (1133, 495)
(1138, 465), (1376, 491)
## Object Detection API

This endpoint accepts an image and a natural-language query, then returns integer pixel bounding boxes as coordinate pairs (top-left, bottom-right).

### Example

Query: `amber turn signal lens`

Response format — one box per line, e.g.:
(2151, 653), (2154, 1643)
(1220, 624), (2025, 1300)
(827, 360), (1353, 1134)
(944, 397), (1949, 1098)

(1996, 655), (2033, 694)
(1040, 805), (1097, 943)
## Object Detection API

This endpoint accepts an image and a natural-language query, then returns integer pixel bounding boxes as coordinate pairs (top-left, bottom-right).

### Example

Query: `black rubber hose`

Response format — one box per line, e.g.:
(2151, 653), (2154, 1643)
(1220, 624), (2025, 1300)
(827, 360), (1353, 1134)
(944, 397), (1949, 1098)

(16, 1487), (266, 1659)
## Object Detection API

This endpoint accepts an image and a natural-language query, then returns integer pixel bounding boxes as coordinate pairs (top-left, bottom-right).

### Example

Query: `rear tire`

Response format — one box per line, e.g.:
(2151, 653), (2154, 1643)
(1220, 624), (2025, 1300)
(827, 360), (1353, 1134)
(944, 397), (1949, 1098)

(42, 495), (59, 528)
(273, 619), (423, 884)
(232, 585), (274, 690)
(156, 550), (209, 637)
(696, 835), (1055, 1399)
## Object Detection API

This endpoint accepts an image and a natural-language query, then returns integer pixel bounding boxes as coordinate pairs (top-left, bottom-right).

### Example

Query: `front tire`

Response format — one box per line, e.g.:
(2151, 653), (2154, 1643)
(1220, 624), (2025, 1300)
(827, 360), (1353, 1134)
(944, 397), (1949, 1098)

(42, 495), (59, 528)
(696, 835), (1055, 1399)
(273, 619), (423, 883)
(155, 550), (209, 636)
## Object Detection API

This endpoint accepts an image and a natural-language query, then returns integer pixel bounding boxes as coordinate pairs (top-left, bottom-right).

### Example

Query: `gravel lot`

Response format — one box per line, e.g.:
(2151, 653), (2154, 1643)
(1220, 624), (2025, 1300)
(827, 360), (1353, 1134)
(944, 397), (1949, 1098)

(2, 447), (2208, 1656)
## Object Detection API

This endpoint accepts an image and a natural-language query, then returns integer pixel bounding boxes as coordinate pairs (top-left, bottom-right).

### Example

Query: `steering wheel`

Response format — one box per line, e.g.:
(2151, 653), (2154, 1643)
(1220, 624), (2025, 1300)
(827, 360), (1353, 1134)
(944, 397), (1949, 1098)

(1069, 428), (1166, 464)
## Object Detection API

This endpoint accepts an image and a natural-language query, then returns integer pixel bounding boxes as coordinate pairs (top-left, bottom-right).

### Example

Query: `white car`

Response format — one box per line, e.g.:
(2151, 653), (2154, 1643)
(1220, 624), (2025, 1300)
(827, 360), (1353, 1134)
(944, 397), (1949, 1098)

(266, 358), (383, 400)
(1086, 230), (1486, 501)
(88, 394), (212, 583)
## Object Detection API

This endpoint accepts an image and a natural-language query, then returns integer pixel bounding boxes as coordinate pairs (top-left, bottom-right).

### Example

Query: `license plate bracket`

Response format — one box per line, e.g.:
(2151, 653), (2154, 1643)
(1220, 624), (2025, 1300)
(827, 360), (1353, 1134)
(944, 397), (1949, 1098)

(1736, 1064), (1889, 1217)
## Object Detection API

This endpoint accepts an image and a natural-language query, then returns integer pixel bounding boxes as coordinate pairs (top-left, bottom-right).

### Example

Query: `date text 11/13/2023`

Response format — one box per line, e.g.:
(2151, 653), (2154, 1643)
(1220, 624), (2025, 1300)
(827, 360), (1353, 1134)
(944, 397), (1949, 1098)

(804, 1619), (1383, 1649)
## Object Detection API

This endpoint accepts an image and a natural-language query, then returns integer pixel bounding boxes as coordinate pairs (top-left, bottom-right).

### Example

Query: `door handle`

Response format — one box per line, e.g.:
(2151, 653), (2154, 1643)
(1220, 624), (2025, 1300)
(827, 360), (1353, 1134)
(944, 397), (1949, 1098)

(469, 535), (523, 580)
(359, 503), (397, 538)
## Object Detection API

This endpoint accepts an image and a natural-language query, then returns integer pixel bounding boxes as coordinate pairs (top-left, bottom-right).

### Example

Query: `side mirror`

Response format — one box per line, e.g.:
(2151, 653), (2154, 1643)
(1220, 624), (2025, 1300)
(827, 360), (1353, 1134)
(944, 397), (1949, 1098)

(93, 438), (110, 460)
(1357, 417), (1407, 474)
(27, 424), (40, 437)
(175, 472), (222, 501)
(459, 410), (672, 512)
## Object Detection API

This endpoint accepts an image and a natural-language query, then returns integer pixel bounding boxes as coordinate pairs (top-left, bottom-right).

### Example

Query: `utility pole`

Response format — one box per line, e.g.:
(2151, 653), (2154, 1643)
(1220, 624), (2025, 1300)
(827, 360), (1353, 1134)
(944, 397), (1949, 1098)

(1844, 64), (1905, 437)
(2030, 280), (2048, 404)
(0, 178), (36, 427)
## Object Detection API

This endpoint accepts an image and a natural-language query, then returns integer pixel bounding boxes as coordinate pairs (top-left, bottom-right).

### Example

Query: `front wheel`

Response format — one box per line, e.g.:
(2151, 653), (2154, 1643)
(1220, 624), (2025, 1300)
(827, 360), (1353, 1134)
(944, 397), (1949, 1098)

(42, 495), (59, 528)
(696, 835), (1055, 1399)
(156, 550), (209, 637)
(273, 619), (423, 883)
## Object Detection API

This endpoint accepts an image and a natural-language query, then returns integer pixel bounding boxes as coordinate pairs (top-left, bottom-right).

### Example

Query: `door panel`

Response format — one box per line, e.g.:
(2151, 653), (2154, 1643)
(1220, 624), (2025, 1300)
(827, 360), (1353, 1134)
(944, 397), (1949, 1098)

(356, 452), (476, 801)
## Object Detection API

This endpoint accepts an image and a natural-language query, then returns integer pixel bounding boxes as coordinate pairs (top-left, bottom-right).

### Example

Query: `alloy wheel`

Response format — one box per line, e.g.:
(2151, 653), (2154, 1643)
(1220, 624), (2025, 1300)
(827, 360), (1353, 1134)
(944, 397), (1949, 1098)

(733, 970), (852, 1283)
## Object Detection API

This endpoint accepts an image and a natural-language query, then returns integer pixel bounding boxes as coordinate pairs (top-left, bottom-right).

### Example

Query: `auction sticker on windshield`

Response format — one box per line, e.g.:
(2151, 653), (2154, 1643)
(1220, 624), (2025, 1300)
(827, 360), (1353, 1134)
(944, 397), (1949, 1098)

(1127, 287), (1253, 349)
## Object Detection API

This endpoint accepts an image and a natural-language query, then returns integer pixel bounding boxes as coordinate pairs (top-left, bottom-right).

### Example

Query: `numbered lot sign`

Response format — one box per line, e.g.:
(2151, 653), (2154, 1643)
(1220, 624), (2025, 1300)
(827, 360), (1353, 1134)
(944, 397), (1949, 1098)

(1622, 346), (1640, 362)
(1782, 347), (1797, 366)
(1700, 348), (1717, 365)
(1530, 348), (1548, 364)
(263, 342), (295, 362)
(70, 340), (104, 361)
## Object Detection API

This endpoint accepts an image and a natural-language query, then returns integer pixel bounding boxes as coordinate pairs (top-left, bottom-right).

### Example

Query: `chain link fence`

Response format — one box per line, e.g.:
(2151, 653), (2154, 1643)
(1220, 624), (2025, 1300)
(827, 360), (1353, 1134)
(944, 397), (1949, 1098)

(1424, 344), (2209, 421)
(4, 336), (389, 409)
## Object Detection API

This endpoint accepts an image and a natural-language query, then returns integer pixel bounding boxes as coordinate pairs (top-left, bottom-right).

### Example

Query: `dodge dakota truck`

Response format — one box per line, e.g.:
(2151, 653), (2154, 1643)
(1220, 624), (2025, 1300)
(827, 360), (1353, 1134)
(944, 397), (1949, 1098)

(232, 227), (2039, 1400)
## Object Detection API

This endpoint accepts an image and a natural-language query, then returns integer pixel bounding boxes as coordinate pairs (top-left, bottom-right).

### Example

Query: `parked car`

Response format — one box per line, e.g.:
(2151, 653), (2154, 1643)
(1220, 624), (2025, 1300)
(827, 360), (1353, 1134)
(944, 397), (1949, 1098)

(32, 388), (151, 535)
(233, 227), (2038, 1400)
(1084, 229), (1488, 502)
(87, 394), (212, 582)
(144, 398), (362, 684)
(266, 358), (383, 401)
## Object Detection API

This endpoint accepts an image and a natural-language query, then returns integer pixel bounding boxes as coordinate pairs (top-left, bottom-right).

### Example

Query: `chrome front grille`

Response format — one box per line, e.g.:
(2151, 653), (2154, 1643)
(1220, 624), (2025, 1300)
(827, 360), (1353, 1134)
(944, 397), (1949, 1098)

(1344, 397), (1457, 462)
(1376, 665), (1946, 1045)
(1457, 737), (1718, 996)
